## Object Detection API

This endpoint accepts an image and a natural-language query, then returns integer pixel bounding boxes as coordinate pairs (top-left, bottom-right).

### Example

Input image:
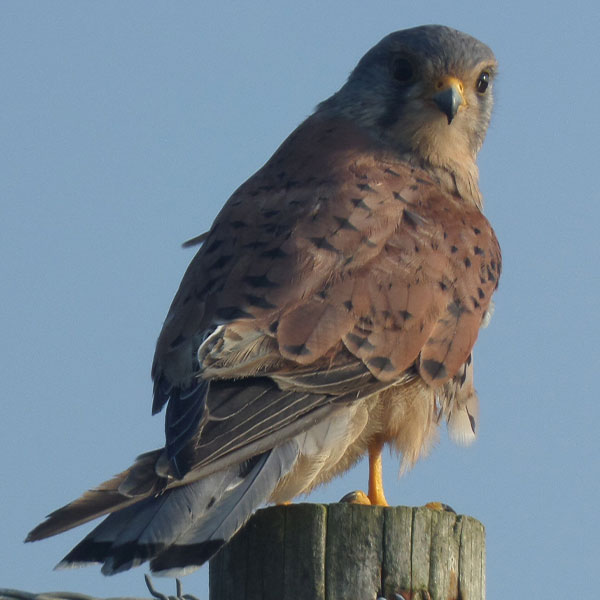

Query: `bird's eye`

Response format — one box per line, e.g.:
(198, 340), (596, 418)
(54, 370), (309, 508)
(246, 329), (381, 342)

(392, 57), (414, 83)
(476, 71), (490, 94)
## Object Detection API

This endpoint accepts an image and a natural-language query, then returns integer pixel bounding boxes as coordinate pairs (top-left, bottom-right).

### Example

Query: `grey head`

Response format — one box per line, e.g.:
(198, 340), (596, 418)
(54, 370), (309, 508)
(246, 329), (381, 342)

(318, 25), (497, 182)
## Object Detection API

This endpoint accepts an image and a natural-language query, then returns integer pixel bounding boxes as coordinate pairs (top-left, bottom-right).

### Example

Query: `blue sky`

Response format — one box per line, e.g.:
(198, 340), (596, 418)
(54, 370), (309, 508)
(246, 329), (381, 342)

(2, 1), (599, 597)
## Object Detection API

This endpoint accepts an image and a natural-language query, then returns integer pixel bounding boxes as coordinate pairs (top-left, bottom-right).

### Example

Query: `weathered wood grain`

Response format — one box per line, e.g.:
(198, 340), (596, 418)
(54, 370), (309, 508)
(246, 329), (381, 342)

(209, 503), (485, 600)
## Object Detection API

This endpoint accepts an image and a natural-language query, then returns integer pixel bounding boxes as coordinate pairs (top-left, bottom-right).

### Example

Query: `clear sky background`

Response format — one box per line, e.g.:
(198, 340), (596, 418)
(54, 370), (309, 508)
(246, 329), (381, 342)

(2, 2), (599, 598)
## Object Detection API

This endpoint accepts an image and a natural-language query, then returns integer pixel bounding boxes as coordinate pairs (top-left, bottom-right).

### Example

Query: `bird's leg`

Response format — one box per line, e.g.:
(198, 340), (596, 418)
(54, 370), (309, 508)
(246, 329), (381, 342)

(367, 437), (389, 506)
(339, 437), (390, 506)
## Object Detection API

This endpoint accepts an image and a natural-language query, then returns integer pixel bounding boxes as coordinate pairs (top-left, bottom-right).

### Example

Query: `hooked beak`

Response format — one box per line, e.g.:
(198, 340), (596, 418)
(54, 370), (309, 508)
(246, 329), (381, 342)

(432, 77), (465, 124)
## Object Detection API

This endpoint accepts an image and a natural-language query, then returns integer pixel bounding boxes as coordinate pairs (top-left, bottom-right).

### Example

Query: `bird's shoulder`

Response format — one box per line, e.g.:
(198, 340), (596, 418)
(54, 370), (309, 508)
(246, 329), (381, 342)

(154, 115), (500, 387)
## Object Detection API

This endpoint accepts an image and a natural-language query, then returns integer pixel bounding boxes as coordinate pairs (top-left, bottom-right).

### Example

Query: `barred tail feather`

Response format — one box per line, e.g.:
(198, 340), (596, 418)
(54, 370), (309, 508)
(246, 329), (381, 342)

(25, 450), (162, 542)
(150, 440), (299, 576)
(49, 441), (298, 575)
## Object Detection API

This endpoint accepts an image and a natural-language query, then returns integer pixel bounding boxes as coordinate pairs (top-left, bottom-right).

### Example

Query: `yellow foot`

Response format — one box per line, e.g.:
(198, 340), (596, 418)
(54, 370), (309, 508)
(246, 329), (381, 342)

(424, 501), (456, 513)
(339, 490), (372, 505)
(339, 437), (392, 506)
(367, 437), (389, 506)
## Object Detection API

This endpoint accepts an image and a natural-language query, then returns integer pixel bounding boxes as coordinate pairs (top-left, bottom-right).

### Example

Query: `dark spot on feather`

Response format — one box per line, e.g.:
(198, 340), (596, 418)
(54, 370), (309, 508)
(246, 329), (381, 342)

(317, 290), (328, 299)
(215, 307), (253, 320)
(244, 274), (278, 288)
(439, 281), (448, 291)
(263, 223), (292, 236)
(243, 239), (268, 249)
(346, 332), (375, 351)
(269, 320), (279, 333)
(473, 246), (484, 256)
(260, 247), (288, 259)
(393, 191), (407, 202)
(343, 300), (353, 311)
(210, 254), (233, 270)
(207, 496), (216, 509)
(451, 245), (458, 253)
(416, 177), (432, 185)
(478, 288), (486, 299)
(398, 310), (412, 320)
(245, 294), (276, 309)
(466, 354), (472, 366)
(447, 300), (466, 318)
(262, 209), (280, 218)
(443, 231), (448, 239)
(402, 210), (420, 229)
(351, 197), (370, 210)
(472, 297), (480, 309)
(169, 334), (186, 349)
(468, 412), (476, 433)
(421, 359), (448, 380)
(473, 227), (481, 235)
(205, 239), (224, 253)
(487, 266), (496, 282)
(368, 356), (395, 372)
(357, 183), (374, 192)
(310, 237), (338, 252)
(197, 277), (220, 297)
(385, 168), (401, 177)
(284, 344), (311, 356)
(334, 216), (359, 231)
(410, 185), (418, 191)
(358, 316), (373, 327)
(464, 257), (472, 268)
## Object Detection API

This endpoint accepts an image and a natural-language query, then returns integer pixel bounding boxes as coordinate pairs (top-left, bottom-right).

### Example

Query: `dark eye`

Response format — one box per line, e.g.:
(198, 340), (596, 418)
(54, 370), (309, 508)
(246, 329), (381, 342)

(392, 57), (414, 83)
(476, 71), (490, 94)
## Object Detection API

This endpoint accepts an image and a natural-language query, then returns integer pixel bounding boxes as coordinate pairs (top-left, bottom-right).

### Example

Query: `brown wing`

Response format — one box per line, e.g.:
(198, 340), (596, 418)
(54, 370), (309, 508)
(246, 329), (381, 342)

(151, 113), (501, 476)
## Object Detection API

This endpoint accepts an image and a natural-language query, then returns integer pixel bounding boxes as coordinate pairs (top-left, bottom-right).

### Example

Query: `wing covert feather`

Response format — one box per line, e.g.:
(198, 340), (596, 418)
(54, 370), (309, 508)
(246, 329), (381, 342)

(152, 115), (500, 474)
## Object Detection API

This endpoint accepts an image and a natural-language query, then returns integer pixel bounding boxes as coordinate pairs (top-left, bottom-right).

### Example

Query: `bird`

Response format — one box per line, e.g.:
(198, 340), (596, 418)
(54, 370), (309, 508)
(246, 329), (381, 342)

(26, 25), (501, 577)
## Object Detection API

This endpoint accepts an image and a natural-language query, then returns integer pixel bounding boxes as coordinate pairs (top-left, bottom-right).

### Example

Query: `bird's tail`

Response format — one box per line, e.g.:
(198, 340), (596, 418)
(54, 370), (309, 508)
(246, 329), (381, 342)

(26, 449), (164, 542)
(27, 442), (298, 576)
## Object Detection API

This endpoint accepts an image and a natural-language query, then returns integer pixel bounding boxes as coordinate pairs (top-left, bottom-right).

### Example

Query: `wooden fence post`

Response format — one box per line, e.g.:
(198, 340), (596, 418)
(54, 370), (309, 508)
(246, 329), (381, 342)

(209, 503), (485, 600)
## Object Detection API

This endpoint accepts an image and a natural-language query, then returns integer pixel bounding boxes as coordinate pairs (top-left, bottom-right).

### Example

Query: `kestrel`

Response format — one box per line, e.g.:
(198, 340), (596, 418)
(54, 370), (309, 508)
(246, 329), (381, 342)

(27, 25), (501, 576)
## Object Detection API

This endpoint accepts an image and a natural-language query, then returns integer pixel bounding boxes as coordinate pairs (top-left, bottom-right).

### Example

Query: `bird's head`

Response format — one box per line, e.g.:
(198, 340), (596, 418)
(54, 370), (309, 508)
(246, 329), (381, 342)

(320, 25), (497, 180)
